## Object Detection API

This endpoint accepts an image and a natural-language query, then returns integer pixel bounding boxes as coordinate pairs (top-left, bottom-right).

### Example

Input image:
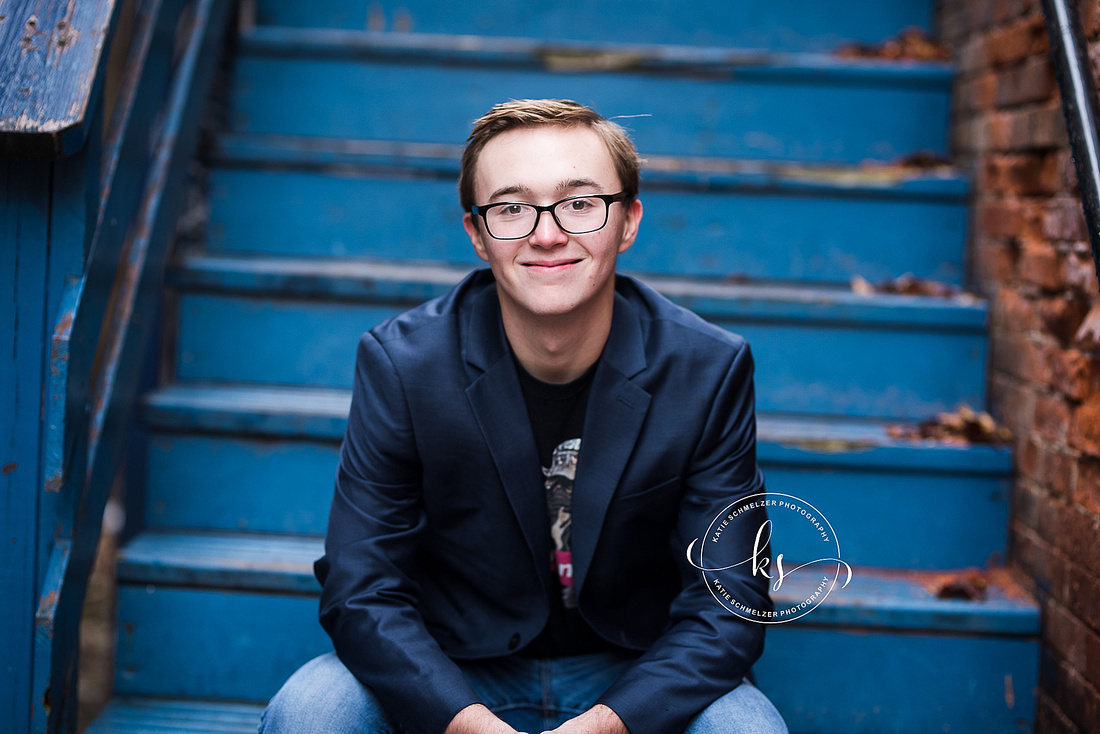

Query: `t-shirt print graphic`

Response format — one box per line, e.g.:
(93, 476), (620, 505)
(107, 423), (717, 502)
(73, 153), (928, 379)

(545, 438), (580, 609)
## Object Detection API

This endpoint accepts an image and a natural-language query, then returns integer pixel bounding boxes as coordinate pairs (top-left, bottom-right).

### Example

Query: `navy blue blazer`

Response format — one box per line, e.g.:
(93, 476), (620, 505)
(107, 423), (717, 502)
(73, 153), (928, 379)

(315, 269), (772, 734)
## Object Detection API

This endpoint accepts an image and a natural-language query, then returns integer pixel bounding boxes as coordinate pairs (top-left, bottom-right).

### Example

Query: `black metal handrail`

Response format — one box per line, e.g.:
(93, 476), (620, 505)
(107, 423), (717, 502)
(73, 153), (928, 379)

(1040, 0), (1100, 291)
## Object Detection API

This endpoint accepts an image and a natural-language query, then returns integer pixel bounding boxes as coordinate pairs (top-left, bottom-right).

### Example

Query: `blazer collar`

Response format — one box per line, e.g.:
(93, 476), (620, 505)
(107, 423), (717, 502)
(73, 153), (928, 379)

(462, 274), (648, 379)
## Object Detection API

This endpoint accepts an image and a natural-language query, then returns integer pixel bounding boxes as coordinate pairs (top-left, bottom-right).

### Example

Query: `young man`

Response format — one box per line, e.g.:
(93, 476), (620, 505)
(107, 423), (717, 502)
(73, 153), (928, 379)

(261, 100), (787, 734)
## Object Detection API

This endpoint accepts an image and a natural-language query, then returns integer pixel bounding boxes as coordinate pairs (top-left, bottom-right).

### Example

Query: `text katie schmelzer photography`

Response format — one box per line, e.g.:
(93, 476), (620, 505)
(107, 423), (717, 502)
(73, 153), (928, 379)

(687, 493), (853, 624)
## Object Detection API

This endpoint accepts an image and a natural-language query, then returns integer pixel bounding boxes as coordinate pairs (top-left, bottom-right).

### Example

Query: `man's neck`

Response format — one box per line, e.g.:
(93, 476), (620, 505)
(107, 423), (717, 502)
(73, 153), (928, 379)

(501, 293), (614, 385)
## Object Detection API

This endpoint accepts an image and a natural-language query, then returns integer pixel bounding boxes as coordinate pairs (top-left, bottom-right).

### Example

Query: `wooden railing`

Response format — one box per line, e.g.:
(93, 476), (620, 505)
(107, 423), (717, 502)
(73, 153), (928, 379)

(0, 1), (236, 731)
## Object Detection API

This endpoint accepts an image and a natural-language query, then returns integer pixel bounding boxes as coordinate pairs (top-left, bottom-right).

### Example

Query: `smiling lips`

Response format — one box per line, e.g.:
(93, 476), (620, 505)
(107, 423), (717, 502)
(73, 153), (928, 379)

(522, 258), (582, 270)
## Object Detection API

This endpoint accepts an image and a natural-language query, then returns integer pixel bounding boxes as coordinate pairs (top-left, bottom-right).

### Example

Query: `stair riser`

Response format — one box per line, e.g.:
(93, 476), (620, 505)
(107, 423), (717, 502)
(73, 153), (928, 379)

(174, 293), (988, 419)
(232, 56), (950, 164)
(208, 169), (968, 284)
(757, 626), (1038, 732)
(146, 435), (337, 535)
(114, 585), (1037, 733)
(142, 433), (1009, 570)
(115, 586), (330, 702)
(256, 0), (934, 52)
(763, 467), (1010, 569)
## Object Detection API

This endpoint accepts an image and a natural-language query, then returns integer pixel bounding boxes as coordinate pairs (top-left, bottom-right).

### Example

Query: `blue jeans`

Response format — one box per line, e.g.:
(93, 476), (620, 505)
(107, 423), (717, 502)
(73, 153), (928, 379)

(259, 651), (788, 734)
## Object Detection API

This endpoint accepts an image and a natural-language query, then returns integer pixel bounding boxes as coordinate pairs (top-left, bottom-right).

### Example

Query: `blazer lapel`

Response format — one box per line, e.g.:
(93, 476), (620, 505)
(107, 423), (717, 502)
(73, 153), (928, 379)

(463, 284), (552, 593)
(461, 279), (653, 601)
(572, 291), (651, 596)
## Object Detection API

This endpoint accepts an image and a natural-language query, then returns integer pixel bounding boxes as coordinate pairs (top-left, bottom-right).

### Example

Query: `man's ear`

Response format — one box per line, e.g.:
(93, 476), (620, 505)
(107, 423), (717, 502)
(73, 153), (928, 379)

(464, 212), (490, 262)
(617, 198), (644, 255)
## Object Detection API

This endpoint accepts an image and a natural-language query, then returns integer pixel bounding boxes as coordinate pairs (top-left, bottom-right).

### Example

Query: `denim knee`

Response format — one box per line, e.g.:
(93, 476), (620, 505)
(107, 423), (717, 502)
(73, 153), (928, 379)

(684, 680), (788, 734)
(259, 652), (398, 734)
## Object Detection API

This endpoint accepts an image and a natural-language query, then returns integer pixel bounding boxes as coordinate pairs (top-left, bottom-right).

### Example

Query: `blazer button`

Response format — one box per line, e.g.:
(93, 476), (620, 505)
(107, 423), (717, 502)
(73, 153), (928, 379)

(508, 634), (521, 651)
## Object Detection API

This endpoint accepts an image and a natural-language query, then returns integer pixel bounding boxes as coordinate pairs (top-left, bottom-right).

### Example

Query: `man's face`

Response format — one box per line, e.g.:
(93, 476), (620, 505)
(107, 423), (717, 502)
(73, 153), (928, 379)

(463, 125), (642, 323)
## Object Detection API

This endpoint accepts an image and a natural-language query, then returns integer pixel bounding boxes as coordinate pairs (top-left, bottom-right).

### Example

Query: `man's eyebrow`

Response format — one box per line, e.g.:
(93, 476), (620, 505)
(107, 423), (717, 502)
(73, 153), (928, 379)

(558, 178), (602, 193)
(487, 185), (532, 202)
(486, 179), (605, 203)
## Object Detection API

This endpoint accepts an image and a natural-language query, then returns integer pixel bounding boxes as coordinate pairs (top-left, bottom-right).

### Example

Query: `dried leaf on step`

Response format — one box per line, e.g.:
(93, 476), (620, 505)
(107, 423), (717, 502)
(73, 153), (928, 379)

(836, 27), (951, 62)
(893, 150), (952, 169)
(928, 570), (990, 601)
(850, 274), (875, 296)
(848, 272), (980, 304)
(886, 404), (1012, 445)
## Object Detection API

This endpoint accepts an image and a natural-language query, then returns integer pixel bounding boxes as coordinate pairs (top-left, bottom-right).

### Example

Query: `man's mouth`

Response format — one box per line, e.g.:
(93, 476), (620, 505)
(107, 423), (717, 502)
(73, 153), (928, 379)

(522, 259), (582, 269)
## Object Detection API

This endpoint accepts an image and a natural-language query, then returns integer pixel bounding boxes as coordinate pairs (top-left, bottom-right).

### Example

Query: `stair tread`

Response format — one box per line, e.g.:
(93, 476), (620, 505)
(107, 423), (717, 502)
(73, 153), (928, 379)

(254, 0), (937, 55)
(143, 381), (1011, 474)
(213, 132), (970, 198)
(240, 26), (955, 80)
(84, 697), (263, 733)
(119, 529), (322, 579)
(145, 381), (352, 418)
(116, 529), (1038, 635)
(173, 252), (988, 330)
(117, 530), (322, 594)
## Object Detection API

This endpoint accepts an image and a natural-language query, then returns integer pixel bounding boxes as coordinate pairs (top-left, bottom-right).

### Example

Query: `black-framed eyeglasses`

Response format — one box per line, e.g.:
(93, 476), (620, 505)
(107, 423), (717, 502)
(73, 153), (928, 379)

(469, 192), (627, 240)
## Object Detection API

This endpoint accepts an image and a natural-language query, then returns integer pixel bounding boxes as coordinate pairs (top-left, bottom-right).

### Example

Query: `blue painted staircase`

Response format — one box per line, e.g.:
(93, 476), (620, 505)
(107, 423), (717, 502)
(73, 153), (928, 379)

(87, 2), (1040, 732)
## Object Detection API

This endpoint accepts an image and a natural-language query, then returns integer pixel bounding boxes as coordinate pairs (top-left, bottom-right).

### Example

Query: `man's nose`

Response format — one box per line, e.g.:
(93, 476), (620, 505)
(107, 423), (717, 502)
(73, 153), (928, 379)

(527, 209), (568, 248)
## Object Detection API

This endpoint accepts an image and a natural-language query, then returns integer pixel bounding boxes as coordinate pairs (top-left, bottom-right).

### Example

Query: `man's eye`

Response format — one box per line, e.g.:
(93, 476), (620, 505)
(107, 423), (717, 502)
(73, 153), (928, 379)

(568, 198), (595, 212)
(498, 204), (527, 217)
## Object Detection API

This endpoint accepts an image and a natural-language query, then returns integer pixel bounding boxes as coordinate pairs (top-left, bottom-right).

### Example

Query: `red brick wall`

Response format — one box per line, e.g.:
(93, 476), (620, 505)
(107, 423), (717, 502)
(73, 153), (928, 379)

(938, 1), (1100, 731)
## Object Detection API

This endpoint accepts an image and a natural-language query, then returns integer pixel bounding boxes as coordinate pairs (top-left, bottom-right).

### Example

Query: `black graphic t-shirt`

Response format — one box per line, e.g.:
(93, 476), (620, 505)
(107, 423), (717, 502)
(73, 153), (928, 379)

(515, 358), (621, 657)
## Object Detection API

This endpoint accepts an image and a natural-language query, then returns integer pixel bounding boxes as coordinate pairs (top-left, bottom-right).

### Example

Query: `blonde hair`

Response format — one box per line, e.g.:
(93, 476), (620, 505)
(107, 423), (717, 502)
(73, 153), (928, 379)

(459, 99), (641, 211)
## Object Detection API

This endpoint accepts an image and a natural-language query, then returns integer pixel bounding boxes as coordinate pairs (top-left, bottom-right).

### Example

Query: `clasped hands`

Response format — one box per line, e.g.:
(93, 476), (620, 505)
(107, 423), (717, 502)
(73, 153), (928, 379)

(445, 702), (629, 734)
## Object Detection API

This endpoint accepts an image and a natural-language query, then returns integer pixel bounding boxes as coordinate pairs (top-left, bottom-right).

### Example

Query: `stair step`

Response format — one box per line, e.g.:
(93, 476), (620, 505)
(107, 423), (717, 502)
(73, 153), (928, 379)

(109, 530), (1038, 731)
(215, 132), (970, 196)
(143, 382), (1012, 469)
(232, 27), (953, 164)
(209, 134), (969, 284)
(84, 698), (263, 733)
(174, 253), (985, 327)
(254, 0), (935, 53)
(117, 530), (1035, 635)
(145, 382), (351, 437)
(169, 254), (988, 420)
(117, 531), (322, 593)
(141, 384), (1011, 569)
(143, 382), (1010, 470)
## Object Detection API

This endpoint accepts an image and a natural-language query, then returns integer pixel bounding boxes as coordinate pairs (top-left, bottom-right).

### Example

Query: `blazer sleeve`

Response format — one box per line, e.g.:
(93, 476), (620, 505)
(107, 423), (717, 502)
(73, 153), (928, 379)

(596, 339), (773, 734)
(314, 332), (481, 734)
